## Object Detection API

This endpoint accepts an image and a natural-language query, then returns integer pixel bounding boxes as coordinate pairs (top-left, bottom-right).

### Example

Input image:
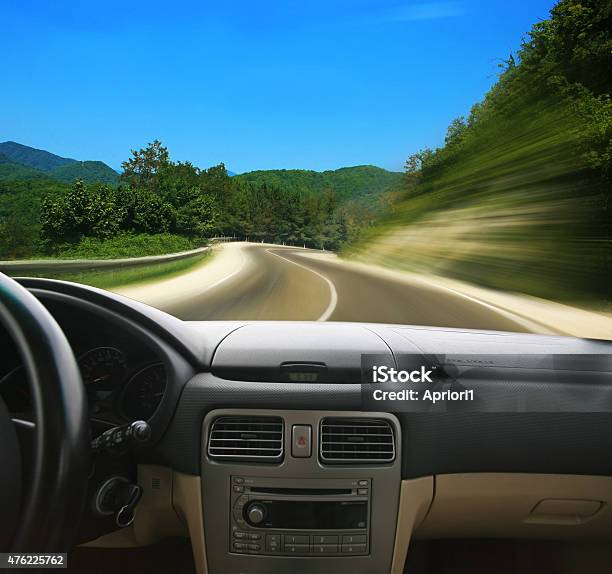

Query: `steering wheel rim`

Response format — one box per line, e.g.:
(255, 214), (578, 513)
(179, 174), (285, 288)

(0, 273), (89, 551)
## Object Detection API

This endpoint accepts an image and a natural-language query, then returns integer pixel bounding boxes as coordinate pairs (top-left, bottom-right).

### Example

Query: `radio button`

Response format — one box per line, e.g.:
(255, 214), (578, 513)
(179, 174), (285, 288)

(233, 531), (247, 539)
(285, 544), (310, 554)
(358, 480), (368, 486)
(342, 543), (367, 554)
(284, 534), (309, 545)
(233, 477), (245, 484)
(248, 543), (261, 551)
(233, 485), (245, 493)
(313, 535), (338, 544)
(266, 534), (281, 552)
(313, 544), (338, 554)
(248, 533), (262, 540)
(342, 534), (367, 544)
(357, 488), (368, 495)
(233, 495), (249, 509)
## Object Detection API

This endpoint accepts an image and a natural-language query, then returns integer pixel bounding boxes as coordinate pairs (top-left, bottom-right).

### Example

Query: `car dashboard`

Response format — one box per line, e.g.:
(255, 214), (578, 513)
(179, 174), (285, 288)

(1, 299), (168, 431)
(1, 277), (612, 574)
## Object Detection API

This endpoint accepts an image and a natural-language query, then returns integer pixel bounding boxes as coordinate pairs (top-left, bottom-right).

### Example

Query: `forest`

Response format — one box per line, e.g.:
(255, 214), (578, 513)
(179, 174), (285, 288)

(0, 140), (401, 259)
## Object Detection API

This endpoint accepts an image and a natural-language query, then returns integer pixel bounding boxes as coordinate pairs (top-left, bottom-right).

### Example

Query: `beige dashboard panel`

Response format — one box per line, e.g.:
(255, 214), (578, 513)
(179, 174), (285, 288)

(173, 472), (208, 574)
(415, 473), (612, 540)
(391, 477), (434, 574)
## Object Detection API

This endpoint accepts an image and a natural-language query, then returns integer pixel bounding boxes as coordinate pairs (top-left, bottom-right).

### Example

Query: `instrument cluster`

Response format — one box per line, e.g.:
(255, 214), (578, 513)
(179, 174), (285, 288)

(78, 346), (166, 422)
(0, 345), (167, 424)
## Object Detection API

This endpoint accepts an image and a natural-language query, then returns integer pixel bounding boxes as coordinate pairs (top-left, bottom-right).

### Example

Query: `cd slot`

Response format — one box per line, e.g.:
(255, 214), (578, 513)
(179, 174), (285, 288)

(250, 487), (352, 496)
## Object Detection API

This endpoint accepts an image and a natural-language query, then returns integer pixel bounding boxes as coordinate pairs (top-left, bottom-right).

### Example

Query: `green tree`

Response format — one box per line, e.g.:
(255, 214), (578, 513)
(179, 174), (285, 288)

(40, 179), (95, 243)
(91, 184), (123, 238)
(174, 187), (218, 237)
(444, 117), (467, 147)
(116, 187), (175, 234)
(404, 149), (436, 184)
(120, 140), (170, 192)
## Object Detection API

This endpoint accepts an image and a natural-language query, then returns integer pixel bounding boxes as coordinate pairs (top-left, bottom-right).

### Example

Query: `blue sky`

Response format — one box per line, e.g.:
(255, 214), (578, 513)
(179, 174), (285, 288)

(1, 0), (556, 173)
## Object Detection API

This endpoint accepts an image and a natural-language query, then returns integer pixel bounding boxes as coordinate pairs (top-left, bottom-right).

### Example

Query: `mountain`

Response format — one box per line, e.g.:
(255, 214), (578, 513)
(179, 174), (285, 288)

(0, 151), (48, 179)
(0, 141), (76, 171)
(50, 161), (120, 185)
(236, 165), (403, 202)
(0, 162), (47, 181)
(0, 141), (119, 185)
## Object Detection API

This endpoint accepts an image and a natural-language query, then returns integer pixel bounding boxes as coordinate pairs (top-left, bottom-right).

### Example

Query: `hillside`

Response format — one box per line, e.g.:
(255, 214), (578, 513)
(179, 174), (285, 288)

(236, 165), (403, 202)
(0, 141), (75, 171)
(0, 141), (119, 185)
(0, 161), (47, 181)
(347, 0), (611, 304)
(50, 160), (119, 185)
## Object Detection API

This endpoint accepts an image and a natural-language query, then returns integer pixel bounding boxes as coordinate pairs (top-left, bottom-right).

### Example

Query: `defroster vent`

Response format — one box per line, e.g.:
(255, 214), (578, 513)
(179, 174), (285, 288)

(208, 416), (284, 462)
(320, 417), (395, 463)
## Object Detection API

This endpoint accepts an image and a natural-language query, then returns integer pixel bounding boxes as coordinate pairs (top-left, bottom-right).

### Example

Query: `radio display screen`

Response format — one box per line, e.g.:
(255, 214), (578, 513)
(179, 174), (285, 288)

(255, 500), (367, 529)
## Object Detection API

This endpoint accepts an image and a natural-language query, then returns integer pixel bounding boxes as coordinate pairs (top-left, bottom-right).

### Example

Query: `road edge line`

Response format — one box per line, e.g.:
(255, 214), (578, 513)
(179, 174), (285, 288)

(265, 248), (338, 321)
(296, 251), (557, 334)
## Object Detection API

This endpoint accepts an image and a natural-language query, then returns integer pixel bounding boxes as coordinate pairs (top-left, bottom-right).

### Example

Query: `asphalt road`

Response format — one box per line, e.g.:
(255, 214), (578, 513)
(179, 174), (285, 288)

(159, 244), (532, 332)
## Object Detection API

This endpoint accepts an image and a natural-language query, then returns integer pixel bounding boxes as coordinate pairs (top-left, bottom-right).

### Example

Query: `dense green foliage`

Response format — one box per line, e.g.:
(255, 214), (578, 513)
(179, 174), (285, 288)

(0, 178), (68, 258)
(237, 166), (403, 202)
(350, 0), (611, 302)
(0, 141), (119, 185)
(0, 162), (48, 181)
(0, 139), (399, 259)
(46, 233), (201, 259)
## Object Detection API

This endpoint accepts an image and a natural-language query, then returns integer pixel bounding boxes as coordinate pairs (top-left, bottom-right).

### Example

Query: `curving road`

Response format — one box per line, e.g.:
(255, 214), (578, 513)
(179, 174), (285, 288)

(134, 243), (535, 332)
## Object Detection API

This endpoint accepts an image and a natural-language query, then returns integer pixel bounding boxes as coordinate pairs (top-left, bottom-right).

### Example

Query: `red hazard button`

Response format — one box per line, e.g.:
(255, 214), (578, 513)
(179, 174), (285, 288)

(292, 425), (312, 458)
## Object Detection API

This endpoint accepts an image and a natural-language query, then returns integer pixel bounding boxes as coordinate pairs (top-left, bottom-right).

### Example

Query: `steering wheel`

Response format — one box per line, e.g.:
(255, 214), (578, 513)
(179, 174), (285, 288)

(0, 273), (89, 551)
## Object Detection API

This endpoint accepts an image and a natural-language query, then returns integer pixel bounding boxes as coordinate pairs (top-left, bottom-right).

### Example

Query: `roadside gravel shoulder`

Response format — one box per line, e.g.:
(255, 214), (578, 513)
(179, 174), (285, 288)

(296, 251), (612, 340)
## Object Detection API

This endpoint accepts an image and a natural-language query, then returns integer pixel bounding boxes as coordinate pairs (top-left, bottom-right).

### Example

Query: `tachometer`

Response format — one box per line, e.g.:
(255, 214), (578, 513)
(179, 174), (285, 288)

(78, 347), (127, 412)
(120, 363), (166, 421)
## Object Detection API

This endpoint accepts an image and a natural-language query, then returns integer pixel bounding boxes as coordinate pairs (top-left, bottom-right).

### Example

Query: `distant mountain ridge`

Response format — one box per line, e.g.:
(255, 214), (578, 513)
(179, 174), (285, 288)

(236, 165), (403, 202)
(0, 141), (119, 185)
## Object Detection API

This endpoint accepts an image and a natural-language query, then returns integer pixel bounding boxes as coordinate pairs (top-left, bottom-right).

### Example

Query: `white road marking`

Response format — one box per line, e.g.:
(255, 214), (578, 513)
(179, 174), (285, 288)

(265, 248), (338, 321)
(196, 245), (248, 295)
(294, 250), (551, 333)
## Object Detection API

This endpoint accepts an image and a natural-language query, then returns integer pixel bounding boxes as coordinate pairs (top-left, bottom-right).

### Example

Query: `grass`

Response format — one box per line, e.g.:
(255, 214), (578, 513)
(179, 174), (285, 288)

(30, 233), (205, 260)
(21, 251), (211, 290)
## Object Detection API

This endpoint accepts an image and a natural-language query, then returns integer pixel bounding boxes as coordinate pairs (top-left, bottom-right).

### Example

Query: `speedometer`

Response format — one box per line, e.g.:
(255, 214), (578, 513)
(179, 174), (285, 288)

(79, 347), (127, 386)
(120, 363), (166, 421)
(78, 347), (127, 413)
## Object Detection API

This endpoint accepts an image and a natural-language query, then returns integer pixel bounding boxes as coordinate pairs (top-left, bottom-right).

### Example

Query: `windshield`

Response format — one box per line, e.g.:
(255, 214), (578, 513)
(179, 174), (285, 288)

(1, 0), (610, 340)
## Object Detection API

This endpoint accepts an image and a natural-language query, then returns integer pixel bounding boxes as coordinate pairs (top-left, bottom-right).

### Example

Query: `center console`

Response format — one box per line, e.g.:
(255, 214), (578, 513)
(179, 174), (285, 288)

(201, 409), (401, 574)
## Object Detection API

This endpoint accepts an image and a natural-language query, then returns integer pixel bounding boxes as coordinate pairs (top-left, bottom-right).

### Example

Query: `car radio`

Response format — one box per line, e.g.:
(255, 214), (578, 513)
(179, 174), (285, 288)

(229, 476), (371, 556)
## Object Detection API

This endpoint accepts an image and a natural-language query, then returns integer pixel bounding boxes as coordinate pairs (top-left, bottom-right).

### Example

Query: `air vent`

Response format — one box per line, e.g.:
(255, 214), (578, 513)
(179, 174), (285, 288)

(208, 416), (284, 462)
(320, 418), (395, 463)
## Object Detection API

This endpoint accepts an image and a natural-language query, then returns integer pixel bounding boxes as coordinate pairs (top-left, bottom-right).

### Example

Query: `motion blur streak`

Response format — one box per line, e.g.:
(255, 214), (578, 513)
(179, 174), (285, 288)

(347, 97), (611, 307)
